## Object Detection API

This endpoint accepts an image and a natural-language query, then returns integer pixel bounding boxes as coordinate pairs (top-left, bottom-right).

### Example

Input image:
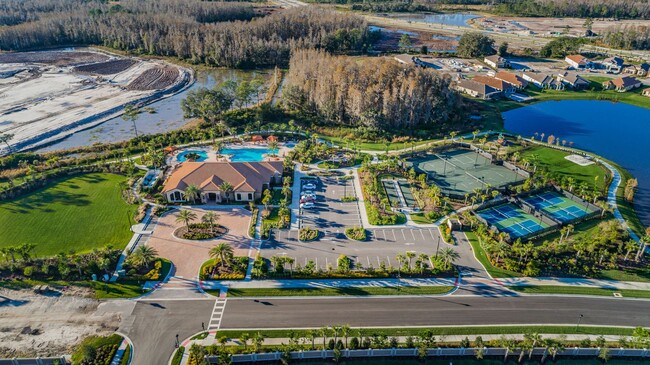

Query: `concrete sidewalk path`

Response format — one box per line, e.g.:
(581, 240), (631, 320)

(202, 277), (457, 290)
(500, 277), (650, 290)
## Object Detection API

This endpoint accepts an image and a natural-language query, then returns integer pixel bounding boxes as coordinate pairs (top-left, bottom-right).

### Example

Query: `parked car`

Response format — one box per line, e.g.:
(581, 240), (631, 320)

(300, 202), (315, 209)
(301, 189), (314, 195)
(301, 193), (317, 200)
(303, 183), (317, 190)
(300, 197), (315, 204)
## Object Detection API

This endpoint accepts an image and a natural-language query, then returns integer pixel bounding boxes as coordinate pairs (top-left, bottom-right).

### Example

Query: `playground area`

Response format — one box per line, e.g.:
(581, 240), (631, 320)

(477, 203), (551, 240)
(521, 191), (594, 224)
(405, 149), (523, 197)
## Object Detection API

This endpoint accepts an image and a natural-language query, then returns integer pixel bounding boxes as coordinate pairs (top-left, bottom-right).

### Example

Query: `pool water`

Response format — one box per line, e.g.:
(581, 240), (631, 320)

(177, 150), (208, 162)
(221, 148), (276, 162)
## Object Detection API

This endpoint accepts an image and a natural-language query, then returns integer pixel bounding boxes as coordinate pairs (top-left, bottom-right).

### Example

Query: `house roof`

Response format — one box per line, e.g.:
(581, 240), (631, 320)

(610, 76), (640, 89)
(558, 72), (588, 85)
(455, 79), (499, 96)
(603, 56), (624, 66)
(566, 54), (588, 65)
(640, 63), (650, 71)
(495, 71), (527, 87)
(473, 75), (515, 91)
(162, 161), (283, 194)
(484, 55), (504, 64)
(523, 72), (551, 84)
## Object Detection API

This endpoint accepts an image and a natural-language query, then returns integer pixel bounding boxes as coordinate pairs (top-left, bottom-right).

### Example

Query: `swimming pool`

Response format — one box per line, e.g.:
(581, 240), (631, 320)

(221, 148), (276, 162)
(177, 150), (208, 162)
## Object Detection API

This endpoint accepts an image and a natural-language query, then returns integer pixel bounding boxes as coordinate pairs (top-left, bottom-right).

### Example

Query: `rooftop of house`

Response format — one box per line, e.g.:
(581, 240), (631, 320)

(523, 71), (551, 83)
(484, 55), (505, 63)
(495, 71), (527, 86)
(473, 75), (515, 90)
(558, 71), (588, 84)
(456, 78), (499, 96)
(162, 161), (283, 194)
(565, 54), (589, 65)
(603, 56), (624, 66)
(608, 75), (640, 88)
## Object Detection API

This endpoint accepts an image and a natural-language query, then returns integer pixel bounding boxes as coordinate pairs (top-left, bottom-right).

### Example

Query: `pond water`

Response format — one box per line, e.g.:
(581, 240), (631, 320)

(395, 13), (479, 28)
(302, 358), (647, 365)
(37, 68), (271, 152)
(503, 100), (650, 226)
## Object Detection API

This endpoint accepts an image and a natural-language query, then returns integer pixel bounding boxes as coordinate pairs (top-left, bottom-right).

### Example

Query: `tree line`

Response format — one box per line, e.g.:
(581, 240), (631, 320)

(283, 49), (464, 138)
(0, 0), (370, 68)
(493, 0), (650, 19)
(601, 25), (650, 51)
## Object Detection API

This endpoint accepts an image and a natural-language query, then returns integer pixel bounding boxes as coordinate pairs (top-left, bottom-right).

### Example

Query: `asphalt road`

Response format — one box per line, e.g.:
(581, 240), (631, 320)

(220, 296), (650, 329)
(122, 299), (214, 365)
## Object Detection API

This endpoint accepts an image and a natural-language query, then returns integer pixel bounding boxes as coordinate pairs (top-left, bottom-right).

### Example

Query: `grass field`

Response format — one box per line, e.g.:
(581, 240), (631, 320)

(217, 325), (635, 339)
(510, 285), (650, 298)
(0, 173), (134, 257)
(464, 231), (521, 278)
(210, 286), (454, 297)
(519, 145), (607, 192)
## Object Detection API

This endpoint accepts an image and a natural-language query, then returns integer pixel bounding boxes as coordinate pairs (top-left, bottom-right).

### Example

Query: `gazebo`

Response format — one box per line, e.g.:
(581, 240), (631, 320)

(267, 135), (279, 143)
(251, 135), (265, 143)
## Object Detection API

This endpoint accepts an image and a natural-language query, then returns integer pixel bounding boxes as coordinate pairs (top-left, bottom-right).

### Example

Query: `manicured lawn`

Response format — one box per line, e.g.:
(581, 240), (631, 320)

(465, 231), (521, 278)
(215, 286), (454, 297)
(0, 173), (134, 257)
(217, 325), (635, 339)
(318, 135), (436, 152)
(91, 280), (149, 299)
(597, 267), (650, 283)
(519, 145), (608, 192)
(510, 285), (650, 298)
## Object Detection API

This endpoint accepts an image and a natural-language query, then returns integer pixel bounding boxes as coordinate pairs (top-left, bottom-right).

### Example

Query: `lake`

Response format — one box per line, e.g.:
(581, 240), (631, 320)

(503, 100), (650, 227)
(302, 358), (648, 365)
(37, 68), (271, 152)
(395, 13), (479, 28)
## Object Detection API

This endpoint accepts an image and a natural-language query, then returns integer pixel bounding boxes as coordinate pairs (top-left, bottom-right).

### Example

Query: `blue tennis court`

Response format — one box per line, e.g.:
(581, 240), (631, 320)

(477, 203), (549, 239)
(522, 191), (592, 224)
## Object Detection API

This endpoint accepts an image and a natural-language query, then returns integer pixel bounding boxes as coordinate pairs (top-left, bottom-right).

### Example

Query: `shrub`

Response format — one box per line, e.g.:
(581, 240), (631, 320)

(71, 334), (122, 365)
(337, 255), (351, 273)
(299, 227), (319, 241)
(23, 266), (34, 277)
(341, 196), (358, 202)
(349, 337), (360, 350)
(248, 207), (259, 238)
(345, 226), (367, 241)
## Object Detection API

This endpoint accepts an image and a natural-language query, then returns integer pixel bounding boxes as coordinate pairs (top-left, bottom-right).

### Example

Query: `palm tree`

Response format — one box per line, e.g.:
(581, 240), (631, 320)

(268, 140), (279, 156)
(526, 332), (543, 360)
(341, 324), (351, 349)
(319, 327), (329, 350)
(17, 243), (36, 262)
(202, 212), (220, 234)
(176, 210), (198, 231)
(129, 245), (158, 269)
(252, 332), (265, 352)
(405, 251), (416, 272)
(220, 182), (234, 203)
(0, 133), (14, 152)
(209, 243), (234, 268)
(239, 333), (250, 350)
(439, 247), (460, 270)
(308, 329), (319, 350)
(183, 184), (201, 203)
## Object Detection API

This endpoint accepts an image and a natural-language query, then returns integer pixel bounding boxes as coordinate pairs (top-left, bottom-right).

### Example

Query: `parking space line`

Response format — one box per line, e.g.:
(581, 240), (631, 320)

(401, 230), (406, 240)
(377, 256), (381, 266)
(428, 229), (437, 241)
(387, 256), (391, 266)
(367, 256), (371, 266)
(391, 230), (396, 241)
(419, 230), (426, 241)
(410, 230), (416, 240)
(382, 230), (387, 241)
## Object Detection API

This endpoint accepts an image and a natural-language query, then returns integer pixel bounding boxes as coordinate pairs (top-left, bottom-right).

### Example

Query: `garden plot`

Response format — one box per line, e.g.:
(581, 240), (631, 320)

(0, 49), (189, 153)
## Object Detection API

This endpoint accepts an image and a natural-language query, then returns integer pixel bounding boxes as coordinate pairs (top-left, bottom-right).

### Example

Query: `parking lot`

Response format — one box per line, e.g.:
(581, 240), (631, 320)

(298, 175), (362, 234)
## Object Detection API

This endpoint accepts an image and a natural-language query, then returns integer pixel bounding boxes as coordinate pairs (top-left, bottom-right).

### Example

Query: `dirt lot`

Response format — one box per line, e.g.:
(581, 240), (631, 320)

(0, 286), (122, 357)
(0, 48), (190, 154)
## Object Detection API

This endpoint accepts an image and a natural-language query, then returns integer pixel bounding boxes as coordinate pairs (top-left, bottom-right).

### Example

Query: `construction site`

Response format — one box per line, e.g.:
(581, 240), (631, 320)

(0, 49), (192, 153)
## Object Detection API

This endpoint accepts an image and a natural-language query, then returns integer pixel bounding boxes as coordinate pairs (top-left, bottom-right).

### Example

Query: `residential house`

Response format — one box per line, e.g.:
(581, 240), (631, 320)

(601, 56), (624, 73)
(624, 63), (650, 77)
(394, 54), (440, 69)
(642, 88), (650, 97)
(163, 161), (283, 203)
(453, 79), (501, 100)
(473, 75), (517, 95)
(494, 71), (528, 89)
(522, 72), (564, 89)
(564, 54), (592, 69)
(602, 76), (642, 92)
(484, 55), (509, 69)
(557, 72), (590, 89)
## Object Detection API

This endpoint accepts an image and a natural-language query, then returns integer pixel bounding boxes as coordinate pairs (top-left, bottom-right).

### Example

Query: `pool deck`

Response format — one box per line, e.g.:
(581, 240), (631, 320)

(167, 143), (290, 167)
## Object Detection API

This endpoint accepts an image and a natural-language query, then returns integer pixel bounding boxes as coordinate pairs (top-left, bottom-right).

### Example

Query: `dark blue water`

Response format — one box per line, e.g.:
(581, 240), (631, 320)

(503, 100), (650, 226)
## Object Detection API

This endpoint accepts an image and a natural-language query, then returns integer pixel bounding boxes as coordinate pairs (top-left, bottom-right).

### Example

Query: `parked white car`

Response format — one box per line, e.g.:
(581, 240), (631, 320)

(303, 183), (317, 190)
(300, 202), (315, 209)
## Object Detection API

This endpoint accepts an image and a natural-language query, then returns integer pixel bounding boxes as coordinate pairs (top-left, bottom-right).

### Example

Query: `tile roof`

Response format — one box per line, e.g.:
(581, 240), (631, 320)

(473, 75), (515, 91)
(566, 54), (588, 65)
(162, 161), (283, 193)
(523, 72), (551, 84)
(610, 76), (640, 89)
(495, 71), (527, 87)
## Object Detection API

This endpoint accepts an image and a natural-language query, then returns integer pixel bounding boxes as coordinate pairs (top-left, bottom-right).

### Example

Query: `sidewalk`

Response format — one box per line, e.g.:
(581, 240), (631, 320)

(500, 277), (650, 290)
(110, 206), (154, 282)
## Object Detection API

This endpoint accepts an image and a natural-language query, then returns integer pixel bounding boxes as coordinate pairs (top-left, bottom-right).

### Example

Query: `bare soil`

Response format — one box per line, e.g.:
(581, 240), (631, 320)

(0, 51), (109, 66)
(74, 59), (137, 75)
(0, 287), (121, 358)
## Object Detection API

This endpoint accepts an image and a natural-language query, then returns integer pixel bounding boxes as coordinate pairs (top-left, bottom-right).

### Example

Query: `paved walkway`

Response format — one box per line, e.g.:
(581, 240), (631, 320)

(109, 337), (131, 365)
(110, 207), (154, 282)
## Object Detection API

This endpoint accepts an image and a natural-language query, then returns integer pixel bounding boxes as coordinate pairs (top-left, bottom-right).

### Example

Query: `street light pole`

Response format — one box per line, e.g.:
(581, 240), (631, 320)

(175, 334), (180, 348)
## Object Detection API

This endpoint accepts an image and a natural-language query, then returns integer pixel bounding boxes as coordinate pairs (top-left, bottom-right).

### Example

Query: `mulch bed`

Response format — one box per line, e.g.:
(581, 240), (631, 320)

(174, 224), (227, 240)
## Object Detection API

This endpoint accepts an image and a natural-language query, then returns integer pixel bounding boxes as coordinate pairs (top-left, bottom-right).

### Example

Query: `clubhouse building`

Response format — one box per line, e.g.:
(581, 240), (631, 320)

(163, 161), (283, 203)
